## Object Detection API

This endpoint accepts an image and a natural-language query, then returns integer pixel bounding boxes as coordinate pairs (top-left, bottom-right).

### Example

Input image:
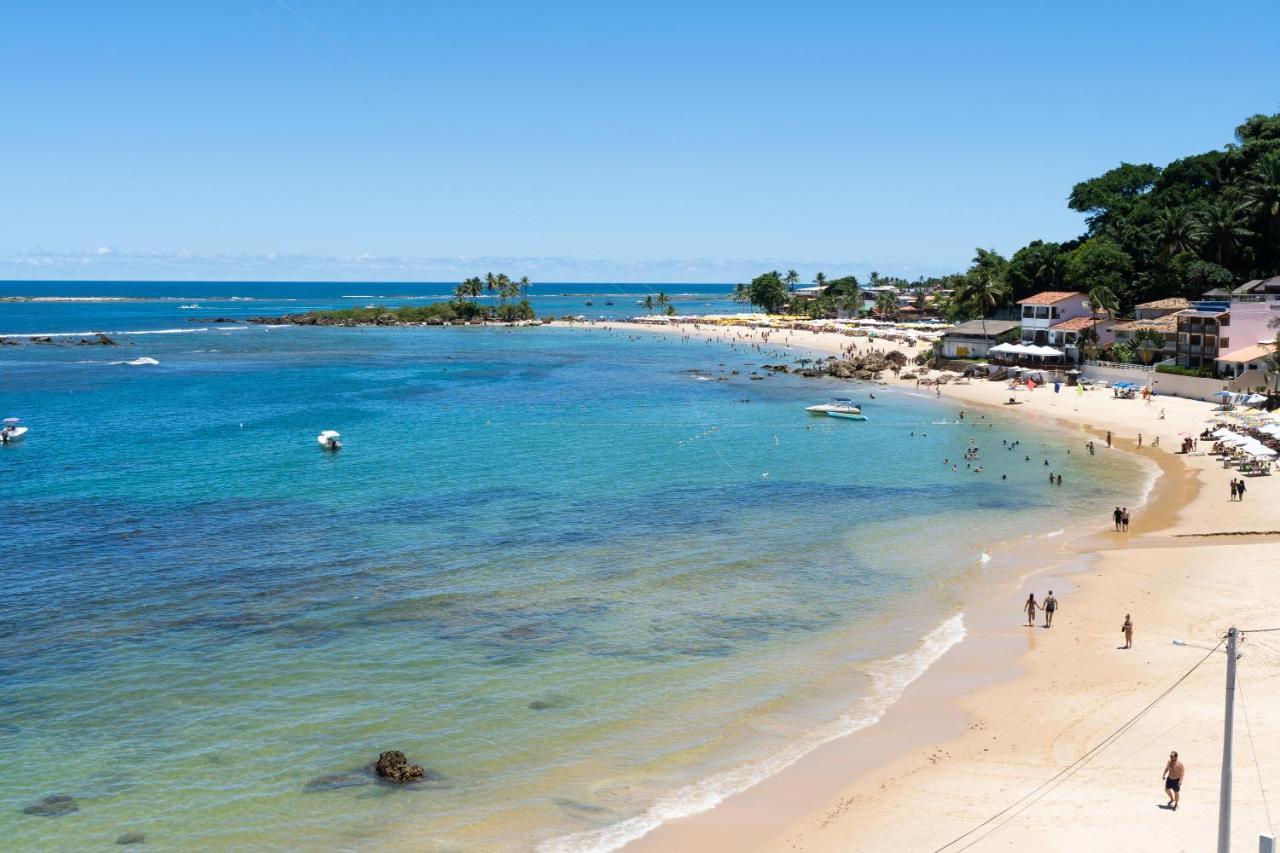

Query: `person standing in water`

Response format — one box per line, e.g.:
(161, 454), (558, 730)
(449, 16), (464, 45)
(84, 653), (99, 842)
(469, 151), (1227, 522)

(1043, 591), (1058, 627)
(1024, 593), (1039, 627)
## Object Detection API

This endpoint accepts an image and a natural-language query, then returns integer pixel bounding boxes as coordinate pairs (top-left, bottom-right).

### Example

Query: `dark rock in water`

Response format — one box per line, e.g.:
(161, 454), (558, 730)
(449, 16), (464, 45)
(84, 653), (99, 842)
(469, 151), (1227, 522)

(0, 337), (17, 346)
(304, 772), (371, 793)
(528, 696), (563, 710)
(373, 750), (425, 783)
(116, 831), (146, 844)
(29, 336), (54, 344)
(22, 794), (78, 816)
(76, 333), (118, 346)
(190, 317), (239, 323)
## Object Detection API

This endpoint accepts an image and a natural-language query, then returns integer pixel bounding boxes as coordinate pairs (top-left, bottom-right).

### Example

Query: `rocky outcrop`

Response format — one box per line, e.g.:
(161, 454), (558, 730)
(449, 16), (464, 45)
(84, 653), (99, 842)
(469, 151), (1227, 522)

(116, 831), (146, 844)
(22, 795), (78, 816)
(373, 750), (425, 783)
(75, 333), (117, 346)
(190, 317), (240, 323)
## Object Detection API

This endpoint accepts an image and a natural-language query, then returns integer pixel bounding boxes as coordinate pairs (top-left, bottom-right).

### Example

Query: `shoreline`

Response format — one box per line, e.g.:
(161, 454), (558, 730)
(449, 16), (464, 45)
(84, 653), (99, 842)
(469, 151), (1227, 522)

(554, 319), (1280, 852)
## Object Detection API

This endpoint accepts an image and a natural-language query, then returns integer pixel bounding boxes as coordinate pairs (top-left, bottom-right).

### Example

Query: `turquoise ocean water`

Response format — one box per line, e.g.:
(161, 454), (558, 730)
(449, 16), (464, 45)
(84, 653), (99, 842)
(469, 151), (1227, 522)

(0, 284), (1148, 850)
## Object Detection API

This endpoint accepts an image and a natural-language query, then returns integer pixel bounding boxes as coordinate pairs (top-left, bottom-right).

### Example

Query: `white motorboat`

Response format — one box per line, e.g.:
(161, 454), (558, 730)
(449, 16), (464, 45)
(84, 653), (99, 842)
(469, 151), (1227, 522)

(826, 408), (867, 421)
(179, 304), (201, 309)
(806, 398), (860, 415)
(317, 430), (342, 451)
(1, 417), (28, 443)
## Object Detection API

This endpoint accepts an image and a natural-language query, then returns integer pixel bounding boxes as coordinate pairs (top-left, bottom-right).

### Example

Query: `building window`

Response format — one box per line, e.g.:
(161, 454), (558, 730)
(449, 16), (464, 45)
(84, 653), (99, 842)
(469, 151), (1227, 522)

(1050, 306), (1060, 319)
(1022, 306), (1034, 319)
(1220, 338), (1229, 349)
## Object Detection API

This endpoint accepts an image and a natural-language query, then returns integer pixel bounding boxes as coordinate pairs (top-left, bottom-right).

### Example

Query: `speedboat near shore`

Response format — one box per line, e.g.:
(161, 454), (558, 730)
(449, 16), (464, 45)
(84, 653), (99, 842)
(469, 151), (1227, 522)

(317, 430), (342, 451)
(806, 399), (867, 421)
(1, 417), (28, 443)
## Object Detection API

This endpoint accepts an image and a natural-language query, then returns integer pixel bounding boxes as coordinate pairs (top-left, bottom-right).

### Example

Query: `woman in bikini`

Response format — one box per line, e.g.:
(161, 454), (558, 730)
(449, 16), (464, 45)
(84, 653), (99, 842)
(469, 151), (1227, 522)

(1122, 614), (1133, 649)
(1024, 593), (1039, 627)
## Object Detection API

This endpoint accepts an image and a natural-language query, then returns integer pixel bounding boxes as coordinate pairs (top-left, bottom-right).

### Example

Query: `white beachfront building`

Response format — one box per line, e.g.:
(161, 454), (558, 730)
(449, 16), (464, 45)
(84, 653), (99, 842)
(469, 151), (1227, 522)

(1017, 291), (1093, 346)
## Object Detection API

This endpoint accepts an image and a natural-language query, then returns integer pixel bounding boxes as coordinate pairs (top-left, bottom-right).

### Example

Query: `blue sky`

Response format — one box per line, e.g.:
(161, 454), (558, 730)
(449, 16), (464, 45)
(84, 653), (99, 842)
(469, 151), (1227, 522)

(2, 1), (1277, 282)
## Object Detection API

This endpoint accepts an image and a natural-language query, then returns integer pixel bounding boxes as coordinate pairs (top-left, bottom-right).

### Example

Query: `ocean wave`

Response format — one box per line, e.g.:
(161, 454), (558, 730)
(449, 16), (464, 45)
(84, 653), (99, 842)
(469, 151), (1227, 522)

(110, 357), (159, 366)
(979, 552), (991, 564)
(1045, 528), (1065, 538)
(542, 614), (967, 853)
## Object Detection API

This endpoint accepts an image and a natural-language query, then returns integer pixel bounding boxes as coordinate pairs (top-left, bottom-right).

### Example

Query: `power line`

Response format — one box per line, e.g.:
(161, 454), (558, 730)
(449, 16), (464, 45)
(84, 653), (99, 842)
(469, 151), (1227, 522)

(931, 637), (1225, 852)
(1238, 674), (1274, 834)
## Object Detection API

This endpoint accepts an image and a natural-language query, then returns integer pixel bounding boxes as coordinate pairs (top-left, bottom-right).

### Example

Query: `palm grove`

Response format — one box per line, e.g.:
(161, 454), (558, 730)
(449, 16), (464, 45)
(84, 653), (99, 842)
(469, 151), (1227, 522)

(734, 113), (1280, 324)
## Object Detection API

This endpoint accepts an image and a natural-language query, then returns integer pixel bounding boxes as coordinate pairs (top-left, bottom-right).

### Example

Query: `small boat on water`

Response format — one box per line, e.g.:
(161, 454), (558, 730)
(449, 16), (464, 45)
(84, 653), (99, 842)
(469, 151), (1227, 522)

(605, 300), (614, 306)
(179, 304), (201, 309)
(585, 300), (594, 306)
(806, 398), (859, 415)
(826, 408), (867, 421)
(1, 417), (28, 443)
(317, 430), (342, 451)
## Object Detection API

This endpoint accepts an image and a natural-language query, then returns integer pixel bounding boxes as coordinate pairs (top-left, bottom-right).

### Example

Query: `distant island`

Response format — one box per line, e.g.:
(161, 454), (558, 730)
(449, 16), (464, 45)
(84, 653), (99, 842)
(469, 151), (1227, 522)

(251, 272), (538, 326)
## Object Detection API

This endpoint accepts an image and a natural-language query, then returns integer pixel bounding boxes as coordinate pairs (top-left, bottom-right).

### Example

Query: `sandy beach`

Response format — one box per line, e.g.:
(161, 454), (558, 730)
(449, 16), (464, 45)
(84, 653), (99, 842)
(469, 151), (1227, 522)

(562, 320), (1280, 852)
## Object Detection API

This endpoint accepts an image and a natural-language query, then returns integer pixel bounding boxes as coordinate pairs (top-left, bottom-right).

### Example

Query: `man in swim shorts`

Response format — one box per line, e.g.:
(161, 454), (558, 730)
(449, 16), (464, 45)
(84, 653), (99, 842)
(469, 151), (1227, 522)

(1163, 751), (1184, 810)
(1043, 591), (1057, 627)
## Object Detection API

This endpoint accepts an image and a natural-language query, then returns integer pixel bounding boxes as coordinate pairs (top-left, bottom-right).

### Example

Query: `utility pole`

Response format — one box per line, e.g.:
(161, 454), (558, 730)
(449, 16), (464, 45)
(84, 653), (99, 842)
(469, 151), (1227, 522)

(1219, 626), (1239, 853)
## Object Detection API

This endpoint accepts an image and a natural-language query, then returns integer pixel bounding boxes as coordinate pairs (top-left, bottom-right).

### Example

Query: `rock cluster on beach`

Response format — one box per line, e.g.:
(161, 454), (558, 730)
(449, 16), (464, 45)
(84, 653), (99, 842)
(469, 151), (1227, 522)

(22, 794), (78, 816)
(763, 349), (909, 381)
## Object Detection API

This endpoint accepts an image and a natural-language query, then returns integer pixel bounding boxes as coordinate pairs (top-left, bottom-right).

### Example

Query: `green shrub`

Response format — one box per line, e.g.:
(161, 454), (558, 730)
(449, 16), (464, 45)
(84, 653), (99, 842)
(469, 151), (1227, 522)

(1155, 363), (1214, 378)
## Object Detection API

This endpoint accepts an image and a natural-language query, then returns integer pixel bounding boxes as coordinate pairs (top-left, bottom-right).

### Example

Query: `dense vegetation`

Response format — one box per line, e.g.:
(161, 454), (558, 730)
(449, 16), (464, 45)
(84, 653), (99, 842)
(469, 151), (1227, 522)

(736, 113), (1280, 320)
(260, 272), (537, 324)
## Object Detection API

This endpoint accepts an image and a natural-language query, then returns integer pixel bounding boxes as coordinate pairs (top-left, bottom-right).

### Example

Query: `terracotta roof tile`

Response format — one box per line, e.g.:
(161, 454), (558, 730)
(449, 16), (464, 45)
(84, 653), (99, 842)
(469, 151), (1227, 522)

(1135, 297), (1190, 310)
(1049, 316), (1105, 331)
(1019, 291), (1082, 305)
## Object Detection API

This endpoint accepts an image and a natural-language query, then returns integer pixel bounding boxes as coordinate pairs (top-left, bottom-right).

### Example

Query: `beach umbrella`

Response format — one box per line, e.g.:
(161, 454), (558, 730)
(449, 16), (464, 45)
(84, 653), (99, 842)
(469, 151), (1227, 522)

(1214, 390), (1234, 398)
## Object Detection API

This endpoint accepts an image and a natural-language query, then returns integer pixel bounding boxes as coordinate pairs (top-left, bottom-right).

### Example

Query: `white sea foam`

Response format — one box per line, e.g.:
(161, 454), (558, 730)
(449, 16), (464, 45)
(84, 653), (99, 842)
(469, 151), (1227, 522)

(1045, 528), (1065, 538)
(979, 552), (992, 564)
(542, 614), (967, 853)
(110, 357), (159, 366)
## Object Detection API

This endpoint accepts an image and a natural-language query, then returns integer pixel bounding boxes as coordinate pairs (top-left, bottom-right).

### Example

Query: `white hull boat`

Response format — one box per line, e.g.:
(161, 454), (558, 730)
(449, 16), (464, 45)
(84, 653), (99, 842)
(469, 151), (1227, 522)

(1, 426), (28, 443)
(806, 398), (861, 415)
(317, 430), (342, 451)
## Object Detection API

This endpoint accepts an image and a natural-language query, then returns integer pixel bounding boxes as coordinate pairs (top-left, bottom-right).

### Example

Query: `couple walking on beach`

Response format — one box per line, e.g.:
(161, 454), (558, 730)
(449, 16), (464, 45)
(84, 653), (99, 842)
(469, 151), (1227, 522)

(1112, 506), (1130, 531)
(1230, 478), (1248, 501)
(1023, 591), (1057, 628)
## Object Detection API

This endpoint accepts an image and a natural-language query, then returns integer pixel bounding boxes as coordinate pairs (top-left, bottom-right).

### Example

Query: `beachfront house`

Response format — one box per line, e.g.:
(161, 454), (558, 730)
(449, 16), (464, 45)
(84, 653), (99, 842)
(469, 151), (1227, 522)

(1231, 275), (1280, 301)
(1047, 315), (1114, 363)
(1175, 298), (1278, 372)
(1111, 298), (1188, 363)
(1215, 341), (1278, 389)
(940, 318), (1020, 358)
(1017, 291), (1091, 346)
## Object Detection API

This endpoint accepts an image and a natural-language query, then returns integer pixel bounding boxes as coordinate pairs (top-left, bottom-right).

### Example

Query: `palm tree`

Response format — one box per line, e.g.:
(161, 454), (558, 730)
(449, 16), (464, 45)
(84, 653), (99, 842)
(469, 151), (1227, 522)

(1245, 152), (1280, 246)
(1085, 284), (1118, 320)
(655, 291), (669, 311)
(453, 282), (469, 305)
(784, 270), (799, 292)
(484, 272), (498, 317)
(1266, 341), (1280, 394)
(518, 275), (531, 302)
(873, 289), (898, 319)
(1153, 206), (1200, 258)
(643, 295), (654, 314)
(960, 274), (1010, 341)
(813, 272), (827, 291)
(1195, 198), (1254, 267)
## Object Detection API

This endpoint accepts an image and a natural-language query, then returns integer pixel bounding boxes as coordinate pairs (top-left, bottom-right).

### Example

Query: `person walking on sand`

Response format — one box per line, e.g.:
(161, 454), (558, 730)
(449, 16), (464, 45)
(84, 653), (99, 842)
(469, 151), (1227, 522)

(1043, 591), (1058, 627)
(1114, 506), (1123, 531)
(1230, 478), (1238, 501)
(1024, 593), (1039, 627)
(1237, 478), (1246, 501)
(1137, 433), (1143, 448)
(1163, 751), (1184, 810)
(1107, 430), (1112, 448)
(1122, 614), (1133, 648)
(1122, 508), (1130, 531)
